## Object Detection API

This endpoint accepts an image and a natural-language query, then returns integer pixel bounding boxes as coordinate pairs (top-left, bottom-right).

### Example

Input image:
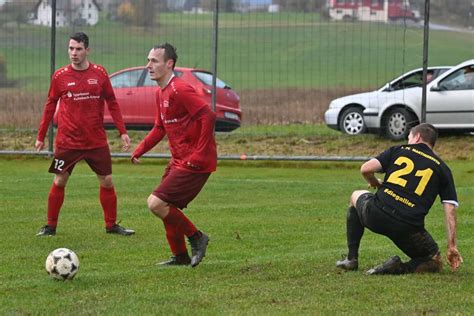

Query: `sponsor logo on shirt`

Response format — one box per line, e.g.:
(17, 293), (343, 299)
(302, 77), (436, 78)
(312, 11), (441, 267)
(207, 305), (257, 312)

(161, 113), (178, 124)
(88, 79), (98, 85)
(65, 92), (100, 101)
(163, 100), (170, 108)
(67, 82), (76, 86)
(383, 188), (415, 208)
(164, 118), (178, 124)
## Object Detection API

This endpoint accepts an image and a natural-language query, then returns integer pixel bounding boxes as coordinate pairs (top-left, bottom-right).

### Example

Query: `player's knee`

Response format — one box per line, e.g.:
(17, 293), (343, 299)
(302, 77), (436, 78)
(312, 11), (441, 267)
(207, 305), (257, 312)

(351, 190), (368, 206)
(98, 175), (113, 188)
(147, 195), (168, 218)
(53, 173), (69, 187)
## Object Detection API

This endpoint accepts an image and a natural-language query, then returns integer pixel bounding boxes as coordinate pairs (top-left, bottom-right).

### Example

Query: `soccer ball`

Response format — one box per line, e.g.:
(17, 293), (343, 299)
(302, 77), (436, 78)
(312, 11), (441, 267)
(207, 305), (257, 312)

(45, 248), (80, 280)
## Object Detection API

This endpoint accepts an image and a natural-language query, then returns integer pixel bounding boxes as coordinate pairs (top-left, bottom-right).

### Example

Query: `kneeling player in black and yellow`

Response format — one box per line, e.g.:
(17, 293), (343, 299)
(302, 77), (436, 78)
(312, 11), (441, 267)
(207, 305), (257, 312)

(336, 123), (463, 274)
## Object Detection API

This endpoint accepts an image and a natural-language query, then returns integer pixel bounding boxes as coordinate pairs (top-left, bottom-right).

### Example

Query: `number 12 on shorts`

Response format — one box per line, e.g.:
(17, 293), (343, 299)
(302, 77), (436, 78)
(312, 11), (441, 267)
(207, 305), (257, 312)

(54, 159), (65, 171)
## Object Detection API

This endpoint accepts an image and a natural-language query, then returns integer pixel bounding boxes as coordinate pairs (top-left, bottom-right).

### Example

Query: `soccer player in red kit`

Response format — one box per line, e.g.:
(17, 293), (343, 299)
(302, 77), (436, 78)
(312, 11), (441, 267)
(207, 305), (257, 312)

(35, 32), (134, 236)
(131, 43), (216, 267)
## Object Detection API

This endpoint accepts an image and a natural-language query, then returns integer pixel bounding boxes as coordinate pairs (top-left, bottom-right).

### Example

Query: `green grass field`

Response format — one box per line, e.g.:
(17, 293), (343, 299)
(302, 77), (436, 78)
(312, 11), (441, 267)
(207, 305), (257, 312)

(1, 157), (473, 314)
(1, 12), (473, 91)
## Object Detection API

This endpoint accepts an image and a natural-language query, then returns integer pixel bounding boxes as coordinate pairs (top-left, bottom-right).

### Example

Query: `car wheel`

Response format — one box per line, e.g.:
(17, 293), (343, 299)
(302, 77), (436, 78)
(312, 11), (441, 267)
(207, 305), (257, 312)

(339, 107), (366, 135)
(384, 108), (415, 141)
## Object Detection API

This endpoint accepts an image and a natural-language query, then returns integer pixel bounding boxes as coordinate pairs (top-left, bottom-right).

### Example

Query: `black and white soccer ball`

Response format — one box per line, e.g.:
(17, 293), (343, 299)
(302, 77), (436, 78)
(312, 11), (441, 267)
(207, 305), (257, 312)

(45, 248), (80, 280)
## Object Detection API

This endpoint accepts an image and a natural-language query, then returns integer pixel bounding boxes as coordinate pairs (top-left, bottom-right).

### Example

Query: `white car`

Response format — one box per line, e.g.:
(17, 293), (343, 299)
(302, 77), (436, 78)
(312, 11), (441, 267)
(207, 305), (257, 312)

(324, 66), (451, 135)
(364, 59), (474, 140)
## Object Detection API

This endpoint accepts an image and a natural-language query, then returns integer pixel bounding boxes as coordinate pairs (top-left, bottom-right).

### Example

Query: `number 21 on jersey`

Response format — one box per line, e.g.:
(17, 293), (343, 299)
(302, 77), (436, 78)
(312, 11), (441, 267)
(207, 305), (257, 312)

(386, 156), (433, 196)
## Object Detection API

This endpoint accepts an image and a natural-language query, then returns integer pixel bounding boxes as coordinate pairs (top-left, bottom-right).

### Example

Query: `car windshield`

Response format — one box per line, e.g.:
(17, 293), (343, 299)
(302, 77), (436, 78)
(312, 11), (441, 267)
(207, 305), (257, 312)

(192, 71), (230, 89)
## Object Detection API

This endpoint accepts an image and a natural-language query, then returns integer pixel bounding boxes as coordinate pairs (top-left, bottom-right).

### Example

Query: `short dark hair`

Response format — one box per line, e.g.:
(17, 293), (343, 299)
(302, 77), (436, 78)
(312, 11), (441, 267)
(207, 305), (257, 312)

(410, 123), (438, 147)
(153, 43), (178, 69)
(70, 32), (89, 48)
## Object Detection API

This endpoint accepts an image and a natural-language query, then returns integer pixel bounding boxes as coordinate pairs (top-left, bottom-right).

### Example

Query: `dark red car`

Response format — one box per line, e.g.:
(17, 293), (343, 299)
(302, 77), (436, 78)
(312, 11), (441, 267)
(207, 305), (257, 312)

(104, 66), (242, 131)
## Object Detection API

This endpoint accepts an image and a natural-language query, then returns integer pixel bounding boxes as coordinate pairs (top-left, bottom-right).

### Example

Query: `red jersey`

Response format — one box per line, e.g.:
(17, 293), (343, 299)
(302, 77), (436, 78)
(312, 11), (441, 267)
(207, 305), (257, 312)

(37, 63), (127, 150)
(133, 76), (217, 173)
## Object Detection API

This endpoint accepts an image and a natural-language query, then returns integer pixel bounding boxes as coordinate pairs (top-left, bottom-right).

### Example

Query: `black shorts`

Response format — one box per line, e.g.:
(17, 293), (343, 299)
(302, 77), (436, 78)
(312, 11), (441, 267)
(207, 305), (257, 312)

(355, 193), (439, 260)
(152, 166), (210, 210)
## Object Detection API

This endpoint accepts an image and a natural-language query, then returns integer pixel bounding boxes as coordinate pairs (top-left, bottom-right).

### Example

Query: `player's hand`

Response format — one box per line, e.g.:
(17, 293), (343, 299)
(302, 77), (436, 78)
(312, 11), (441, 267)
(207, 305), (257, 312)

(367, 178), (382, 189)
(446, 247), (463, 272)
(131, 156), (140, 164)
(121, 134), (131, 152)
(35, 140), (44, 152)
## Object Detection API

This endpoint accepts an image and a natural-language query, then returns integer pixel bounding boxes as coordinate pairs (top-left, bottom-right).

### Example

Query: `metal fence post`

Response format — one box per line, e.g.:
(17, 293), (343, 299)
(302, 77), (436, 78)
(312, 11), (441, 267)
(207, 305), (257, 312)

(48, 0), (57, 155)
(421, 0), (430, 123)
(211, 0), (219, 113)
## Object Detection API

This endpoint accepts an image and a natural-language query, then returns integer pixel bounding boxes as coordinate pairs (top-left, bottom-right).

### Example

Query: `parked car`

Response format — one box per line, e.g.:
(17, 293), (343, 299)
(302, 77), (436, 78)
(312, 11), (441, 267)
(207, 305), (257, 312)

(324, 66), (451, 135)
(104, 66), (242, 132)
(364, 59), (474, 140)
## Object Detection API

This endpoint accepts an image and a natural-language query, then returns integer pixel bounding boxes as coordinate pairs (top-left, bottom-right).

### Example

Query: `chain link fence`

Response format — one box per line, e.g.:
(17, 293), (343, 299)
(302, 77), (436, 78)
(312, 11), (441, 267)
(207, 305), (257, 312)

(0, 0), (473, 159)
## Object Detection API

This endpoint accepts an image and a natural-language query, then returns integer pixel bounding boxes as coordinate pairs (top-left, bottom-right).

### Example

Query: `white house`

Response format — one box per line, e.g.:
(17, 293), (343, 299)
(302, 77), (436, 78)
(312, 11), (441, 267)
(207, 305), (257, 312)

(31, 0), (101, 27)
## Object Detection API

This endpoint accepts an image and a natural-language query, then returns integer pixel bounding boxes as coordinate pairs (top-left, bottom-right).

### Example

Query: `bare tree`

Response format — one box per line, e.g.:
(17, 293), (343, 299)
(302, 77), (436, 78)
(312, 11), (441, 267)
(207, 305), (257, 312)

(134, 0), (156, 29)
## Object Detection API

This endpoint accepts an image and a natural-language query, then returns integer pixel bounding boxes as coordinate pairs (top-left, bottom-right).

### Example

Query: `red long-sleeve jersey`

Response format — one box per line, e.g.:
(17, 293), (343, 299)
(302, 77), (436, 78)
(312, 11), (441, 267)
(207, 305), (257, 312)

(133, 76), (217, 173)
(37, 63), (127, 149)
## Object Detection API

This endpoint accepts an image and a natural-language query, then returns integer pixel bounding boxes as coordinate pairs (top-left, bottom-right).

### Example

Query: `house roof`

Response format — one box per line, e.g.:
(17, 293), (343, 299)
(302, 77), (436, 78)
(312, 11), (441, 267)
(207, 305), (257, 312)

(33, 0), (101, 12)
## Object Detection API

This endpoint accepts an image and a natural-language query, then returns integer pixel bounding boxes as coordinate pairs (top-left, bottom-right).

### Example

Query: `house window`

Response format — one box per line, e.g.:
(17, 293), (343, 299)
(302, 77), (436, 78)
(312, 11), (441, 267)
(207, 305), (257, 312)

(89, 3), (92, 8)
(89, 13), (91, 18)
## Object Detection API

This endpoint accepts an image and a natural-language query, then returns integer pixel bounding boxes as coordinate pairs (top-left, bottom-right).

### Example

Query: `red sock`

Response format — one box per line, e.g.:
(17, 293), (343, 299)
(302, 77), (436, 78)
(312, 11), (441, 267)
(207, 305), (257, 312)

(163, 206), (198, 238)
(47, 183), (65, 228)
(100, 186), (117, 229)
(163, 221), (187, 256)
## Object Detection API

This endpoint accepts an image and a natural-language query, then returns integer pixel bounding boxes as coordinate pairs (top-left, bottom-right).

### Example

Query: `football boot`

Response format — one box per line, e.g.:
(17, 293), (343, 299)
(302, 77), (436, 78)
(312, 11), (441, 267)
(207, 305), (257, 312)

(189, 232), (209, 267)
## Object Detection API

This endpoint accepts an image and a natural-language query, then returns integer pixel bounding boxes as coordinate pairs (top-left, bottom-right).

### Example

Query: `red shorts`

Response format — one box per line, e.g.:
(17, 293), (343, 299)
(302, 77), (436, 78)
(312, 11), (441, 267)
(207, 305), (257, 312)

(48, 146), (112, 176)
(153, 165), (211, 209)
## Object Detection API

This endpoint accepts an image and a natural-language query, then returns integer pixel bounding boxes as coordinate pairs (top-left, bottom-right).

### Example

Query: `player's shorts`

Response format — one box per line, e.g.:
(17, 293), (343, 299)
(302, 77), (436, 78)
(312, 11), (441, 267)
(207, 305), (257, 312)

(355, 192), (439, 261)
(153, 165), (210, 209)
(48, 146), (112, 176)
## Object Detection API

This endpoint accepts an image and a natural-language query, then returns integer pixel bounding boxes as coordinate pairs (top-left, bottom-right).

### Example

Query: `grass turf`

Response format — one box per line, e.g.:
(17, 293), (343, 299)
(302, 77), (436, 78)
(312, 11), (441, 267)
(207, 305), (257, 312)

(0, 157), (473, 314)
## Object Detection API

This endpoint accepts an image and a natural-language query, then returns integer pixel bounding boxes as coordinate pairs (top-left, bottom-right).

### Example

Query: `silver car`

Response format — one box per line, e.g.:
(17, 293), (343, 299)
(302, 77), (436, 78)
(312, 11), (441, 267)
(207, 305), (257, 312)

(364, 59), (474, 140)
(324, 66), (450, 135)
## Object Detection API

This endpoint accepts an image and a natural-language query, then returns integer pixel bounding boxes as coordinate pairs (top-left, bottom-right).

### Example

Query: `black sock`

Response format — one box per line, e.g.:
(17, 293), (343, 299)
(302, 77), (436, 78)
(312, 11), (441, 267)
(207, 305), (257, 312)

(347, 206), (364, 260)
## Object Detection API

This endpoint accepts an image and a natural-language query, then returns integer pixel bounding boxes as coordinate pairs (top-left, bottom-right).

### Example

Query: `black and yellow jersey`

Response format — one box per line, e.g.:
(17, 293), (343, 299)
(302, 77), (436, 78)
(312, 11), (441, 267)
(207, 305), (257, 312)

(374, 143), (457, 226)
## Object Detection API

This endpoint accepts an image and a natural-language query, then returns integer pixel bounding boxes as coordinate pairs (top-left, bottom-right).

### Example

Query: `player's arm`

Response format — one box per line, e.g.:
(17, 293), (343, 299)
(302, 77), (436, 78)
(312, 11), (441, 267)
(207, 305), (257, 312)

(131, 92), (165, 164)
(36, 79), (60, 151)
(360, 158), (383, 189)
(102, 74), (130, 151)
(443, 202), (463, 271)
(131, 125), (166, 164)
